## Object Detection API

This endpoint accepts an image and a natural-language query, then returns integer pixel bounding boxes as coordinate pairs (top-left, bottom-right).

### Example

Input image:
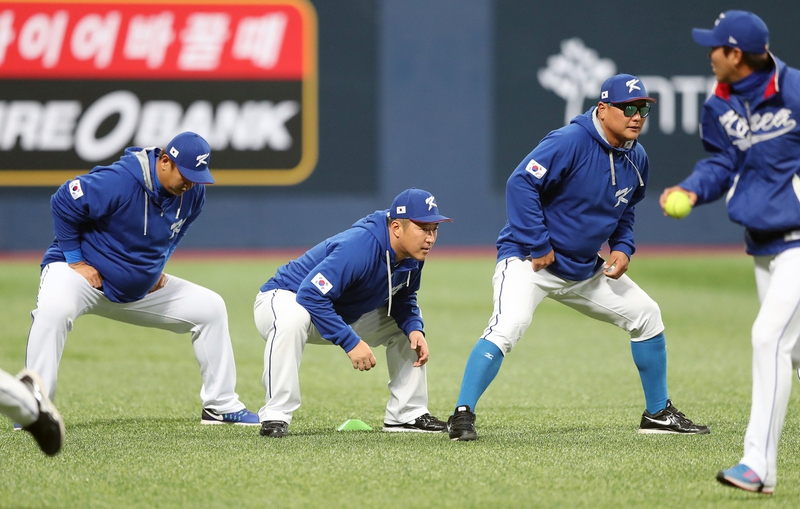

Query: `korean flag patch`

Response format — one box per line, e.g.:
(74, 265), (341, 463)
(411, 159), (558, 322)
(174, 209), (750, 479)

(311, 272), (333, 295)
(69, 179), (84, 200)
(525, 159), (547, 179)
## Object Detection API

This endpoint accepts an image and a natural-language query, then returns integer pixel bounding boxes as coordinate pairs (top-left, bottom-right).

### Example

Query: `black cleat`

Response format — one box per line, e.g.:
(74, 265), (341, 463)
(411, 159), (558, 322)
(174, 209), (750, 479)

(447, 405), (478, 441)
(382, 413), (446, 433)
(17, 370), (65, 456)
(638, 399), (709, 434)
(260, 420), (289, 437)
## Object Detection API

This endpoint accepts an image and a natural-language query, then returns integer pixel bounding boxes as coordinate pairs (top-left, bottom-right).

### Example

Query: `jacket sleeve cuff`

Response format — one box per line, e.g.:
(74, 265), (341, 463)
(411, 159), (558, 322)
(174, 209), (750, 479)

(529, 243), (553, 258)
(340, 329), (362, 353)
(402, 319), (424, 337)
(609, 243), (634, 259)
(63, 248), (84, 264)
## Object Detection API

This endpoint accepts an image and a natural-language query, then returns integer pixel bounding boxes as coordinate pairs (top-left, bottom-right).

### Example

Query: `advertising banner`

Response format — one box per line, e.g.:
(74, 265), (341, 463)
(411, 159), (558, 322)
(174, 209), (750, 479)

(0, 0), (317, 186)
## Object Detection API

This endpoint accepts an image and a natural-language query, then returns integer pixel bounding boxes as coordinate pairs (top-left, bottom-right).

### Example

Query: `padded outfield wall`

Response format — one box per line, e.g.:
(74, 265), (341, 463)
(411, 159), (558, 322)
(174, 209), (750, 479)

(0, 0), (798, 251)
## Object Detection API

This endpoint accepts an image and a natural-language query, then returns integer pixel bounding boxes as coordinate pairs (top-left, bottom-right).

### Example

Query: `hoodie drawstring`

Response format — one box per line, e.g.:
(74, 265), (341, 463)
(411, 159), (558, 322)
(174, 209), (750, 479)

(624, 154), (645, 187)
(384, 251), (413, 317)
(143, 191), (148, 236)
(608, 151), (645, 188)
(385, 250), (392, 317)
(608, 151), (616, 186)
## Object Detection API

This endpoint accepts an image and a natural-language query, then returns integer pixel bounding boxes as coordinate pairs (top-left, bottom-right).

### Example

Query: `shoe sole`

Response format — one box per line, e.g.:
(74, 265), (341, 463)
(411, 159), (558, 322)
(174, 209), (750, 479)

(716, 471), (774, 494)
(449, 432), (478, 441)
(450, 435), (478, 441)
(638, 428), (710, 435)
(201, 420), (261, 426)
(382, 426), (445, 433)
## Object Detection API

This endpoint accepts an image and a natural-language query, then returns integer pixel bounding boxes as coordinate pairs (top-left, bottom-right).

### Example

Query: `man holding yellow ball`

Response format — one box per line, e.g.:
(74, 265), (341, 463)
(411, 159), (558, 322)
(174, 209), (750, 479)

(661, 10), (800, 495)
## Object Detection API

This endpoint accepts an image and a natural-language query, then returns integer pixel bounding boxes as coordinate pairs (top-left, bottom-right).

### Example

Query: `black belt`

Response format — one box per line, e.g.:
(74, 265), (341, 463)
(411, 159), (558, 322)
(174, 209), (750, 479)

(746, 228), (800, 243)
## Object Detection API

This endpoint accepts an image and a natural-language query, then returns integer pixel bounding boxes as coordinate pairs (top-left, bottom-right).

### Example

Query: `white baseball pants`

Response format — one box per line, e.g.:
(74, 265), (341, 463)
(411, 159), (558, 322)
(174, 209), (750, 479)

(482, 257), (664, 354)
(254, 288), (430, 425)
(741, 247), (800, 488)
(0, 369), (38, 426)
(25, 262), (246, 413)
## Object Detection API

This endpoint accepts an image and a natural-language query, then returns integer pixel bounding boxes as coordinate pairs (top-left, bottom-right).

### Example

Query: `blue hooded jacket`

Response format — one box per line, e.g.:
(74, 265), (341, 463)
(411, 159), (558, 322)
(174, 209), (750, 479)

(679, 55), (800, 256)
(496, 107), (649, 281)
(261, 211), (425, 353)
(42, 147), (205, 303)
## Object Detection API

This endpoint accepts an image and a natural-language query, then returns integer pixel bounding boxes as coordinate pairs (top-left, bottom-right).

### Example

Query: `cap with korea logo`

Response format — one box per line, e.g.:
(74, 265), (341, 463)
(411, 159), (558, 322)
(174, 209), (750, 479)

(165, 132), (214, 184)
(692, 10), (769, 54)
(599, 74), (656, 104)
(389, 188), (453, 223)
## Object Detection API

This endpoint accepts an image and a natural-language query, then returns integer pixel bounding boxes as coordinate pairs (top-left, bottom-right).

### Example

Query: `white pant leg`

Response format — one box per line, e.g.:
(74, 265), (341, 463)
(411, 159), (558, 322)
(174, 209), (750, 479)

(741, 248), (800, 487)
(100, 275), (245, 413)
(254, 289), (310, 424)
(0, 369), (38, 426)
(26, 262), (106, 400)
(481, 257), (663, 355)
(481, 257), (555, 354)
(552, 270), (664, 341)
(28, 262), (245, 412)
(351, 308), (429, 425)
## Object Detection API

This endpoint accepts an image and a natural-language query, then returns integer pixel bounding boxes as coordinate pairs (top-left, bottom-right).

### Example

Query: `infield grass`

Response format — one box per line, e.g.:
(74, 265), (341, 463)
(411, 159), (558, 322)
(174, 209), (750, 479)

(1, 253), (799, 508)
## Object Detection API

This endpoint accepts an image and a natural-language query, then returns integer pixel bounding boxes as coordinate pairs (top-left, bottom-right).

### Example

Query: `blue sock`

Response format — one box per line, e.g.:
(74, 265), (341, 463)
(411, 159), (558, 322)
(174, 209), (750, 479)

(630, 333), (668, 414)
(455, 339), (504, 412)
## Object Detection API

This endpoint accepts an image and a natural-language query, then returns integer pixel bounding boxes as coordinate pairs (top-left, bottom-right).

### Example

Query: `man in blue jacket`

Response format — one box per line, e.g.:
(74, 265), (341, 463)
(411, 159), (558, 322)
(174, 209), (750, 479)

(661, 11), (800, 495)
(447, 74), (709, 441)
(255, 188), (452, 437)
(22, 132), (259, 427)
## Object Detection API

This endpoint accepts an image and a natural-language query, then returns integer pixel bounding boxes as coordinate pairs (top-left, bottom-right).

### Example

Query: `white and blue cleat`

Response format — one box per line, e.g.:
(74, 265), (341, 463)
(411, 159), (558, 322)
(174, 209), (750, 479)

(201, 408), (260, 426)
(716, 464), (774, 494)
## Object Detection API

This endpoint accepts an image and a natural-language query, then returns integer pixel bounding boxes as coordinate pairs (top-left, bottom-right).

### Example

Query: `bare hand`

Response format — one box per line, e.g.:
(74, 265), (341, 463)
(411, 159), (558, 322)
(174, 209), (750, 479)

(531, 250), (555, 272)
(408, 330), (428, 367)
(603, 250), (629, 279)
(659, 186), (697, 215)
(69, 261), (103, 289)
(149, 273), (168, 293)
(347, 340), (377, 371)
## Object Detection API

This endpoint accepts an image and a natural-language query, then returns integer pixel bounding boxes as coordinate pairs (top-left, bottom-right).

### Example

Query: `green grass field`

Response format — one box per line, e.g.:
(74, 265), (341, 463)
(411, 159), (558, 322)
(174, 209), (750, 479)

(1, 253), (799, 508)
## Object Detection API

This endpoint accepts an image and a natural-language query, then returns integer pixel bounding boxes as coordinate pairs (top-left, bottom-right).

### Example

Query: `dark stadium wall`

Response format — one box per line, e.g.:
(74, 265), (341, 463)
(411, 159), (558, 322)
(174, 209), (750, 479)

(1, 0), (796, 252)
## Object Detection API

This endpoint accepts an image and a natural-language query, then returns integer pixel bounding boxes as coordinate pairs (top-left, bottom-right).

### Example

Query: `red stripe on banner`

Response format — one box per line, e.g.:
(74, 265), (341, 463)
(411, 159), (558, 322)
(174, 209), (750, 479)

(0, 0), (308, 79)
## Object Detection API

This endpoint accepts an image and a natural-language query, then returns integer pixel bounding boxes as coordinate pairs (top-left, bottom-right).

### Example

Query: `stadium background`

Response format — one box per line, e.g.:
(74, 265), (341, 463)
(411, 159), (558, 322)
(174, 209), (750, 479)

(1, 0), (798, 253)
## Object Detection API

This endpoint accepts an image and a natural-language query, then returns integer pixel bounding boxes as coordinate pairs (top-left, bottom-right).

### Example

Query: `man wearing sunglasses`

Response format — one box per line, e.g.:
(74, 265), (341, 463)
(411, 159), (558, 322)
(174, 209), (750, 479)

(447, 73), (709, 441)
(660, 10), (800, 495)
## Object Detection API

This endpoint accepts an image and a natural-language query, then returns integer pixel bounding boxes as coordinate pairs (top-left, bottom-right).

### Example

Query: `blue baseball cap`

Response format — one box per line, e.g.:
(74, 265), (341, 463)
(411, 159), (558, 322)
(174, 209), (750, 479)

(165, 132), (214, 184)
(599, 74), (656, 104)
(389, 188), (453, 223)
(692, 11), (769, 54)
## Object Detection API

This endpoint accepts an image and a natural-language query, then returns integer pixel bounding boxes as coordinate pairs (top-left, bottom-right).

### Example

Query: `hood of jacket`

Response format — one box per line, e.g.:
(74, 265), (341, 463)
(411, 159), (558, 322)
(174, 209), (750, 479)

(108, 146), (162, 198)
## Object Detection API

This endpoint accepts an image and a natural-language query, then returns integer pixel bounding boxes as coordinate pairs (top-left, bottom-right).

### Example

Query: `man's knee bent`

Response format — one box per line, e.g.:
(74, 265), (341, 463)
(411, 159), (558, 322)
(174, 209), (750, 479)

(32, 300), (78, 329)
(481, 333), (516, 355)
(181, 287), (228, 325)
(628, 298), (664, 340)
